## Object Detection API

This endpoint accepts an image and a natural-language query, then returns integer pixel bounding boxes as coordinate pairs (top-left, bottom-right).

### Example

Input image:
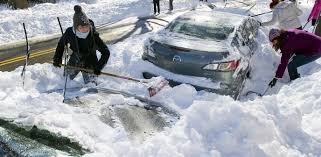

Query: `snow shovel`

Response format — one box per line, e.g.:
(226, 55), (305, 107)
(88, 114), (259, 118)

(52, 62), (168, 97)
(302, 21), (309, 29)
(245, 86), (269, 97)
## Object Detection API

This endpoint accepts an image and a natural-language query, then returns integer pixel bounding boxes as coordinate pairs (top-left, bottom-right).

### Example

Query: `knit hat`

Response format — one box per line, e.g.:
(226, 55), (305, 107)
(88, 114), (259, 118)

(269, 28), (281, 41)
(73, 5), (90, 29)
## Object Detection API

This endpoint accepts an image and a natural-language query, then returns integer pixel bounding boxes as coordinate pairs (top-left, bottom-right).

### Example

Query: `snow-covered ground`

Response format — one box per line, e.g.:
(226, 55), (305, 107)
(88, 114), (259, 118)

(1, 0), (321, 156)
(0, 0), (197, 45)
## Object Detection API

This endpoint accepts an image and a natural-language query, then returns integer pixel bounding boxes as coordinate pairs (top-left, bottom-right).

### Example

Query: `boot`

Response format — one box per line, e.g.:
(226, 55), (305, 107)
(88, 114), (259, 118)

(290, 73), (300, 81)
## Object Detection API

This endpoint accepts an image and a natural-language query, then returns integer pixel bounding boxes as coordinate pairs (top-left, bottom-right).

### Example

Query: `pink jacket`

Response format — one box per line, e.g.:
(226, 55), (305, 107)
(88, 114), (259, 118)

(308, 0), (321, 21)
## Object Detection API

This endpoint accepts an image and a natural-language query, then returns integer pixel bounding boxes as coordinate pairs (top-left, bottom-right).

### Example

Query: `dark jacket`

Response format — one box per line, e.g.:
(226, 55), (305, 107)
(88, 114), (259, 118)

(275, 29), (321, 78)
(53, 20), (110, 71)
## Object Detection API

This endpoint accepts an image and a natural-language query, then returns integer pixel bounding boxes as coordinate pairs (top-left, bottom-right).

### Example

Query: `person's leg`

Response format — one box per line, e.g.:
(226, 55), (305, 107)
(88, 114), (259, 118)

(67, 56), (80, 80)
(82, 57), (99, 85)
(153, 2), (157, 14)
(288, 54), (321, 80)
(82, 72), (97, 85)
(157, 1), (160, 13)
(169, 0), (173, 11)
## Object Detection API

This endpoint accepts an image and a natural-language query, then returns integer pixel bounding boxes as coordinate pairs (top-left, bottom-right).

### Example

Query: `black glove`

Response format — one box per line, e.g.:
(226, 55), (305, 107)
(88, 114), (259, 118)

(93, 66), (101, 75)
(53, 62), (61, 68)
(268, 78), (278, 87)
(258, 21), (262, 26)
(312, 19), (317, 26)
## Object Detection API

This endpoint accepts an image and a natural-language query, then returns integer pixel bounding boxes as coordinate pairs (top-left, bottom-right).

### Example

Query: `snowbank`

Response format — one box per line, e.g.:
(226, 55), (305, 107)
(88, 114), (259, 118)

(0, 0), (321, 156)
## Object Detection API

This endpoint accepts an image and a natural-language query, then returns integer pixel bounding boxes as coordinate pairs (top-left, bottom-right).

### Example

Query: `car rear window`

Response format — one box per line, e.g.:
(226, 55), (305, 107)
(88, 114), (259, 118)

(166, 18), (235, 41)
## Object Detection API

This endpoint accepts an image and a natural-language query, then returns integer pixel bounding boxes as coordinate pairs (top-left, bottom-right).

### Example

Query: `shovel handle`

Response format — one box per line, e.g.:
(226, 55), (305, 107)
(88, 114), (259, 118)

(52, 62), (146, 83)
(250, 11), (272, 17)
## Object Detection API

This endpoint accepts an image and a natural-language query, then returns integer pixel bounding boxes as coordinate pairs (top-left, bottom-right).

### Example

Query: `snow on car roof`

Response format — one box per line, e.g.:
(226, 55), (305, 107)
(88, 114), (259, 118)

(176, 10), (246, 28)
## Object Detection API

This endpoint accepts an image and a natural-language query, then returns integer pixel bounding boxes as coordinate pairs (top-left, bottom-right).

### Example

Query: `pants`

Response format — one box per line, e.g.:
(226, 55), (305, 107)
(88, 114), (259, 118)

(288, 54), (321, 80)
(67, 55), (97, 84)
(169, 0), (173, 11)
(153, 1), (160, 14)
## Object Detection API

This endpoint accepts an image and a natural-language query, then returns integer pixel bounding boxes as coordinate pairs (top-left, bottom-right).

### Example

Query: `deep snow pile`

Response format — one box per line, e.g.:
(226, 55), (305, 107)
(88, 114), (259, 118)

(0, 0), (321, 157)
(1, 29), (321, 156)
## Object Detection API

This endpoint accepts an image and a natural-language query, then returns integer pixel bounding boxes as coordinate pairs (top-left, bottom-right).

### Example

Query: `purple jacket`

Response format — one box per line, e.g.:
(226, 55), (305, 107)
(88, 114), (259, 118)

(308, 0), (321, 21)
(275, 29), (321, 78)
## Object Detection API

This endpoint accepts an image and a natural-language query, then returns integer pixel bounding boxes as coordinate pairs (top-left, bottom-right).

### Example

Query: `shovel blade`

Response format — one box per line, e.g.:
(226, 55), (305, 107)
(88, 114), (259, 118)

(148, 79), (169, 97)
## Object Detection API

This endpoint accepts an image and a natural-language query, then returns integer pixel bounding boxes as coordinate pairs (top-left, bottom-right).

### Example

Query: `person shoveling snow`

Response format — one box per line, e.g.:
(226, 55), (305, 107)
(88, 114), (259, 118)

(52, 5), (168, 99)
(267, 28), (321, 88)
(259, 0), (303, 30)
(53, 5), (110, 85)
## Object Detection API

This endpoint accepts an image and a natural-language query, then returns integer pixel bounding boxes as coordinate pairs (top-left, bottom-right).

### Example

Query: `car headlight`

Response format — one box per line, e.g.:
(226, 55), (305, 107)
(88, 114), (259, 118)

(203, 60), (240, 71)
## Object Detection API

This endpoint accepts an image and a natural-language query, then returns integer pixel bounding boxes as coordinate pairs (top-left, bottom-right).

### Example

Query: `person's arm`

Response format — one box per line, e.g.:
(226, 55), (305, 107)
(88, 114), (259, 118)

(275, 52), (292, 78)
(262, 10), (279, 27)
(94, 32), (110, 71)
(53, 30), (69, 65)
(308, 0), (321, 21)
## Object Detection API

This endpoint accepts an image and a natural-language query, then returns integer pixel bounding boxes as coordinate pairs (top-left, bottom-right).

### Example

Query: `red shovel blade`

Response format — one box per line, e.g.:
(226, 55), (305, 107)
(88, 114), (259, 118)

(148, 79), (169, 97)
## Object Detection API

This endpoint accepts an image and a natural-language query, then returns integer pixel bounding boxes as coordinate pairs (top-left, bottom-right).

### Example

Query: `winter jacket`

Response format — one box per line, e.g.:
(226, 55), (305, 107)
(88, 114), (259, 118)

(53, 20), (110, 71)
(308, 0), (321, 21)
(262, 0), (303, 29)
(275, 29), (321, 78)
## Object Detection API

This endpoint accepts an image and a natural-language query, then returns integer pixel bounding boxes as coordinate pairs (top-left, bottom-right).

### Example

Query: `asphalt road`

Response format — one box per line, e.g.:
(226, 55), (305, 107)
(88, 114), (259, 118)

(0, 15), (170, 72)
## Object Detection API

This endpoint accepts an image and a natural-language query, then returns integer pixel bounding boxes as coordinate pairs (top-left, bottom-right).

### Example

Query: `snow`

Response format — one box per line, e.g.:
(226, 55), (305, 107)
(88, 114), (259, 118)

(150, 10), (246, 53)
(1, 0), (321, 156)
(150, 30), (230, 52)
(0, 0), (195, 45)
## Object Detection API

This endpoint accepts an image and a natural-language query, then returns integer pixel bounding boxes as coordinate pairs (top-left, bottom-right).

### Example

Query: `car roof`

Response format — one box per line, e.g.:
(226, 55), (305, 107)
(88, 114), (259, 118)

(176, 10), (247, 27)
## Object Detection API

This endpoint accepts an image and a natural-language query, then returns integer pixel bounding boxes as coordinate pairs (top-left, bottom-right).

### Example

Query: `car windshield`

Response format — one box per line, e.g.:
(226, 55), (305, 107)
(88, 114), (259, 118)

(166, 17), (235, 41)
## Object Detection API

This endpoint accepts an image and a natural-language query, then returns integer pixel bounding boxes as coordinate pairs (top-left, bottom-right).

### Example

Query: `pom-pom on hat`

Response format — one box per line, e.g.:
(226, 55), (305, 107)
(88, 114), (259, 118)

(73, 5), (90, 29)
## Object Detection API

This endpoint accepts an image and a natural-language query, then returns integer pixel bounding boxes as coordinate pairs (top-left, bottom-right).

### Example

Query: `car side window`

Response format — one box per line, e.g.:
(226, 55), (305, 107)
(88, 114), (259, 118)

(231, 20), (247, 48)
(231, 18), (259, 55)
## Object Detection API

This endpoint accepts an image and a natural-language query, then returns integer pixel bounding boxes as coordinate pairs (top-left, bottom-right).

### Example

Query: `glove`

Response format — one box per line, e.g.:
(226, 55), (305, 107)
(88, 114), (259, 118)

(312, 19), (317, 26)
(268, 78), (278, 87)
(53, 62), (61, 68)
(258, 21), (262, 26)
(93, 66), (101, 75)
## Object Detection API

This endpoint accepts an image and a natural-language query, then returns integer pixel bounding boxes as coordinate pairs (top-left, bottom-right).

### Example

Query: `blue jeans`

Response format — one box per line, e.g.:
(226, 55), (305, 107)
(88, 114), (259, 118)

(67, 55), (97, 84)
(288, 54), (321, 80)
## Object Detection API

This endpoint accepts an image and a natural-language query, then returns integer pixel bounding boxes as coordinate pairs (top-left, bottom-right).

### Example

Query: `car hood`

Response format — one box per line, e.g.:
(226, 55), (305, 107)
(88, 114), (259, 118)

(149, 30), (230, 52)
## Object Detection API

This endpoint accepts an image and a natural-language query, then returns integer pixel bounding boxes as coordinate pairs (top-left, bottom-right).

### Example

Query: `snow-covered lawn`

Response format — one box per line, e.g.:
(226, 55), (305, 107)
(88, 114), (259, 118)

(0, 0), (196, 45)
(0, 0), (321, 156)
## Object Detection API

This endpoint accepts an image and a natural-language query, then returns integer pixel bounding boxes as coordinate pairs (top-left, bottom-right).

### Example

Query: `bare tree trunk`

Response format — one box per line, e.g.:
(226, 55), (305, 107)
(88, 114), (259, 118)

(8, 0), (28, 9)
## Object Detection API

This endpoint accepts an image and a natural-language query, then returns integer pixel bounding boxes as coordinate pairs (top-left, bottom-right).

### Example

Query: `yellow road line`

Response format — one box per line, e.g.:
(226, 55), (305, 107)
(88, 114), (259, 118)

(0, 48), (55, 67)
(0, 48), (55, 65)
